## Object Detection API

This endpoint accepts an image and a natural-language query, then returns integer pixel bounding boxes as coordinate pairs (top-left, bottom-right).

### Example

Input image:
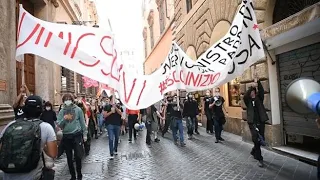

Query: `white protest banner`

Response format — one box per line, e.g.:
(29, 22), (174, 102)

(16, 0), (265, 110)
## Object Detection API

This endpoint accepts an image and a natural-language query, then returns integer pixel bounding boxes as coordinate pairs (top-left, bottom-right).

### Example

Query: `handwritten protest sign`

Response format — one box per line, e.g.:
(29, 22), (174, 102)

(15, 0), (265, 110)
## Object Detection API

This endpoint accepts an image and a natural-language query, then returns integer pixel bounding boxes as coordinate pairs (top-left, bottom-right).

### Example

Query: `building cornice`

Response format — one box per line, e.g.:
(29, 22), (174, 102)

(58, 0), (79, 22)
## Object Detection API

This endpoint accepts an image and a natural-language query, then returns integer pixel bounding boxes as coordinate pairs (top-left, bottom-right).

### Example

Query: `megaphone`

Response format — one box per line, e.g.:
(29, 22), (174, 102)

(213, 96), (222, 106)
(285, 77), (320, 115)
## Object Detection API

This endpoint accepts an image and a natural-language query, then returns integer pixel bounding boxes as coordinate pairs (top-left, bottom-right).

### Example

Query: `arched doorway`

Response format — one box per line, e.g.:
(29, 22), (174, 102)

(16, 0), (36, 95)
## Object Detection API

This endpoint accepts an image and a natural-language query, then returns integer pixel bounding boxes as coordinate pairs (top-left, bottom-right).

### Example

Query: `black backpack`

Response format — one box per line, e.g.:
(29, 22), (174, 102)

(0, 119), (42, 173)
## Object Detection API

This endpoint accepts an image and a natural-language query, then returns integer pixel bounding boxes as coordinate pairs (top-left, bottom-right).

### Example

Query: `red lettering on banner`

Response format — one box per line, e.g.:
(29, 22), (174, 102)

(200, 74), (211, 87)
(173, 71), (180, 83)
(70, 33), (95, 58)
(179, 70), (185, 84)
(17, 12), (26, 40)
(35, 27), (45, 45)
(16, 23), (40, 49)
(58, 32), (72, 55)
(158, 70), (221, 93)
(79, 56), (101, 67)
(100, 36), (113, 56)
(187, 72), (201, 86)
(122, 71), (136, 104)
(136, 80), (147, 106)
(44, 32), (53, 47)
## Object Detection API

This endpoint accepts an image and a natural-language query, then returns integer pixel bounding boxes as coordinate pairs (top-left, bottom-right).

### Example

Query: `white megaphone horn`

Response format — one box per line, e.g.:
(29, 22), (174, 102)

(285, 77), (320, 115)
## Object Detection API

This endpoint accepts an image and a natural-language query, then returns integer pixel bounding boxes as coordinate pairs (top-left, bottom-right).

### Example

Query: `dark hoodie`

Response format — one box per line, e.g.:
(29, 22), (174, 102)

(40, 101), (57, 130)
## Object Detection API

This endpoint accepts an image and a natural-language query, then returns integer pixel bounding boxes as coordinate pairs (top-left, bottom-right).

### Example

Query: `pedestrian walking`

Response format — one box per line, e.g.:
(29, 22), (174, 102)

(103, 97), (122, 159)
(57, 93), (87, 180)
(203, 90), (214, 134)
(183, 93), (199, 140)
(210, 88), (227, 143)
(40, 101), (57, 131)
(126, 108), (140, 142)
(164, 91), (185, 147)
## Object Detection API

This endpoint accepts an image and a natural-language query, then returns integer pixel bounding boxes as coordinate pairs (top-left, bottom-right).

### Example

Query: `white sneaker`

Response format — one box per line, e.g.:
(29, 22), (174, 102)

(114, 151), (118, 155)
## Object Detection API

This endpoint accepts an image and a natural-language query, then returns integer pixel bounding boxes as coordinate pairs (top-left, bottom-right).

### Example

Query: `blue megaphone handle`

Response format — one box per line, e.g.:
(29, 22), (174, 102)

(307, 92), (320, 115)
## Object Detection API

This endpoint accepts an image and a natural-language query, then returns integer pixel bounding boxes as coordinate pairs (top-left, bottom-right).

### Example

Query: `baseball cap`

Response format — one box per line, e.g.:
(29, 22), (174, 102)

(25, 95), (43, 109)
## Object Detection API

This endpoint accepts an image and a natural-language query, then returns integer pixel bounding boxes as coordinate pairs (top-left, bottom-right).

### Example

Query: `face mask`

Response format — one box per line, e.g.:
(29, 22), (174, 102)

(215, 93), (220, 96)
(46, 107), (51, 111)
(64, 100), (72, 106)
(206, 93), (210, 96)
(188, 95), (193, 99)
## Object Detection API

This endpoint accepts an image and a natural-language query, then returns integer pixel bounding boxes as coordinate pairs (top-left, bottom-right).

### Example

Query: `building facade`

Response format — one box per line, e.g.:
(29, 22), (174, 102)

(143, 0), (320, 158)
(173, 0), (320, 157)
(142, 0), (175, 75)
(0, 0), (98, 130)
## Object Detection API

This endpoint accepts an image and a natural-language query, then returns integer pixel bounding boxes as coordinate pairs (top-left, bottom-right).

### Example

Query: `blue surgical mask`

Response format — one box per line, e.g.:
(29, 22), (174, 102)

(64, 100), (72, 106)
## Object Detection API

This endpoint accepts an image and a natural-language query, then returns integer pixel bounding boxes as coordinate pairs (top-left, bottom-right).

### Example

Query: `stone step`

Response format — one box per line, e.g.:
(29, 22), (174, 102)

(273, 146), (318, 165)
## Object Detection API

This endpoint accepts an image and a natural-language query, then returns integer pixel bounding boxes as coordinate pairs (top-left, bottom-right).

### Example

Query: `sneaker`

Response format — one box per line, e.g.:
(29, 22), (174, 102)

(77, 175), (83, 180)
(154, 138), (160, 142)
(215, 139), (219, 143)
(114, 151), (118, 155)
(195, 131), (200, 135)
(180, 142), (186, 147)
(219, 137), (225, 141)
(128, 139), (132, 143)
(174, 141), (178, 145)
(110, 154), (114, 159)
(258, 160), (264, 167)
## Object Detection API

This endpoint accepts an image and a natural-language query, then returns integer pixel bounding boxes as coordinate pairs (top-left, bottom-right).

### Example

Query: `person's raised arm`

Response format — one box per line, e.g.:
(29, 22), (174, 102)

(243, 87), (252, 106)
(257, 80), (264, 101)
(13, 94), (23, 108)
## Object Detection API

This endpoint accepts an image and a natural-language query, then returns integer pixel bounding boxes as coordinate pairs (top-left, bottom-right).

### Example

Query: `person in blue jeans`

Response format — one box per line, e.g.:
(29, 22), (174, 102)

(164, 92), (185, 147)
(103, 97), (123, 159)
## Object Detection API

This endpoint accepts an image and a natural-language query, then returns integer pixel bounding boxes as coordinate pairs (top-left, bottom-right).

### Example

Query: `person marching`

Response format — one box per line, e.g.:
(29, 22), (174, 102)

(183, 93), (199, 140)
(126, 107), (140, 143)
(204, 90), (214, 134)
(57, 93), (87, 180)
(164, 91), (185, 146)
(210, 88), (227, 143)
(243, 79), (268, 168)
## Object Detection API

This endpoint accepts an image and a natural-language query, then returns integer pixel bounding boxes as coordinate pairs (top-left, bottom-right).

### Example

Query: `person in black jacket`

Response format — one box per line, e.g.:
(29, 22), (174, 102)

(210, 88), (226, 143)
(183, 93), (199, 140)
(243, 80), (268, 168)
(40, 101), (57, 130)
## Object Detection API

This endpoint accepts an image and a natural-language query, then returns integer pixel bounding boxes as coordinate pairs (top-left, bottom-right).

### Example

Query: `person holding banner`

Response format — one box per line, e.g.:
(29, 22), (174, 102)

(243, 80), (268, 168)
(164, 91), (186, 147)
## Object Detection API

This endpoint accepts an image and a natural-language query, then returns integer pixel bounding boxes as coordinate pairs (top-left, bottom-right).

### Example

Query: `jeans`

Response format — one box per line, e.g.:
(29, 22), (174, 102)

(194, 117), (199, 132)
(62, 132), (84, 179)
(205, 111), (213, 133)
(107, 124), (120, 155)
(171, 119), (184, 143)
(128, 114), (138, 140)
(249, 123), (265, 161)
(214, 117), (223, 140)
(98, 113), (104, 131)
(186, 117), (195, 135)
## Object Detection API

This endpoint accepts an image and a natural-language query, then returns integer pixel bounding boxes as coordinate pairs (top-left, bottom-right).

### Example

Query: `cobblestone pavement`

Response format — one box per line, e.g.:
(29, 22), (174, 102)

(54, 125), (318, 180)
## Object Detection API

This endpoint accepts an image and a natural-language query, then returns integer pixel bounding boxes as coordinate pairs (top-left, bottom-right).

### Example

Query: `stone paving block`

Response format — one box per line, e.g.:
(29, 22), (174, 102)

(52, 126), (318, 180)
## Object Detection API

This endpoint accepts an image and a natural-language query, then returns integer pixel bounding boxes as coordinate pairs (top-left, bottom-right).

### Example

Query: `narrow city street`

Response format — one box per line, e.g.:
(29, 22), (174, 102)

(54, 125), (318, 180)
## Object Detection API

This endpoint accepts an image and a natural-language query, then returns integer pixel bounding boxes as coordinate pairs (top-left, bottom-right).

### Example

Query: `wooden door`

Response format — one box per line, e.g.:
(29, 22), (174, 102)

(16, 0), (35, 95)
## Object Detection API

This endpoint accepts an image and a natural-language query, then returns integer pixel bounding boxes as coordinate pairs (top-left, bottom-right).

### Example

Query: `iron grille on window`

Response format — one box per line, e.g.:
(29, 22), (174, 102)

(61, 67), (75, 93)
(186, 0), (193, 13)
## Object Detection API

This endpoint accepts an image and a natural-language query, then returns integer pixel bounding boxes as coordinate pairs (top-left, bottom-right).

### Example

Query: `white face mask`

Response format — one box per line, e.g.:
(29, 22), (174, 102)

(215, 92), (220, 96)
(64, 100), (72, 106)
(45, 107), (51, 111)
(206, 93), (210, 96)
